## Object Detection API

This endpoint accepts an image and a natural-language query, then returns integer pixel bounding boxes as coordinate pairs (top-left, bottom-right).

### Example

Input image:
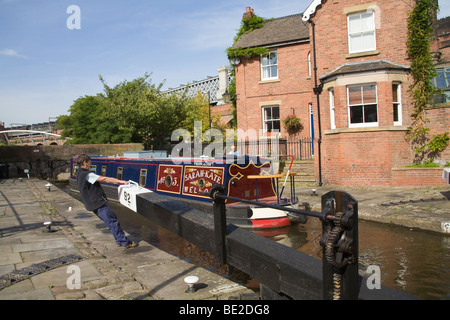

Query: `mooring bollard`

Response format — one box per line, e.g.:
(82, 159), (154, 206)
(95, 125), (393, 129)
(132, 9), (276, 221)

(45, 182), (52, 192)
(184, 276), (199, 293)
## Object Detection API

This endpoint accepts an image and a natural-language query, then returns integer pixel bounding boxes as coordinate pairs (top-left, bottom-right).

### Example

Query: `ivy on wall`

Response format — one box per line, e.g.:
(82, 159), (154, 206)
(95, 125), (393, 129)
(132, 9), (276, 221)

(225, 13), (271, 128)
(406, 0), (449, 164)
(226, 14), (269, 60)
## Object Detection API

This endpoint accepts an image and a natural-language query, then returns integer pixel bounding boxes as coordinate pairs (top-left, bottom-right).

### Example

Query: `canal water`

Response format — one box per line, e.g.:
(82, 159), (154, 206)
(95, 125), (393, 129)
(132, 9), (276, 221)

(66, 186), (449, 300)
(106, 201), (450, 300)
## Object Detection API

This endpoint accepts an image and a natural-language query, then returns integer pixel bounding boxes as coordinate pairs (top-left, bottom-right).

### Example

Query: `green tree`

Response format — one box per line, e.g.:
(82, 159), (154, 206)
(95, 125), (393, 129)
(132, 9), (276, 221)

(100, 73), (214, 148)
(59, 73), (216, 147)
(57, 95), (130, 144)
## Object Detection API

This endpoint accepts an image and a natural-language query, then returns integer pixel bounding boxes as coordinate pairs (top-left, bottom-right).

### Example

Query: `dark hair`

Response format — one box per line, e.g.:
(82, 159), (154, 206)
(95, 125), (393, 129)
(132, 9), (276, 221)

(76, 154), (91, 166)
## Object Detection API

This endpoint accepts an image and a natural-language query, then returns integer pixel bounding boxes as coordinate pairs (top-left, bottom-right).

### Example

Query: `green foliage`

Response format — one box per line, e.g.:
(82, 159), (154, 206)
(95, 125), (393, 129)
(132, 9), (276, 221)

(405, 159), (440, 168)
(227, 14), (269, 59)
(427, 131), (450, 155)
(234, 14), (266, 42)
(405, 0), (448, 164)
(58, 73), (214, 148)
(406, 0), (440, 119)
(282, 115), (303, 134)
(57, 95), (131, 144)
(226, 46), (268, 60)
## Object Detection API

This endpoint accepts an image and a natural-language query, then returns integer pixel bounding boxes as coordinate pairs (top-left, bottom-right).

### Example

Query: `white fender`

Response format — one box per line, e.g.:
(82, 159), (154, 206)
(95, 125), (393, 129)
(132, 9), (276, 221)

(118, 181), (152, 212)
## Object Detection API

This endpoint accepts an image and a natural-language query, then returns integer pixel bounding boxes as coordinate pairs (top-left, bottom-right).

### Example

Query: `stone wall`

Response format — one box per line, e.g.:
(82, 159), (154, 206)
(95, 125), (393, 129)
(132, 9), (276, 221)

(0, 143), (143, 179)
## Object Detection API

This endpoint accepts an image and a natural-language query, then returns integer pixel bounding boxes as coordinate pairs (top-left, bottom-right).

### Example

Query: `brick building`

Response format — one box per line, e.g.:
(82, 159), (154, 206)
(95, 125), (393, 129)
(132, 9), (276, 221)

(231, 1), (449, 187)
(233, 10), (313, 138)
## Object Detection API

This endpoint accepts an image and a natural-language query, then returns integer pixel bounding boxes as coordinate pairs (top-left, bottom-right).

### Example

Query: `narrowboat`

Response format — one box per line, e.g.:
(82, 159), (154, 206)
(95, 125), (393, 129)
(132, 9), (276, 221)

(69, 151), (307, 229)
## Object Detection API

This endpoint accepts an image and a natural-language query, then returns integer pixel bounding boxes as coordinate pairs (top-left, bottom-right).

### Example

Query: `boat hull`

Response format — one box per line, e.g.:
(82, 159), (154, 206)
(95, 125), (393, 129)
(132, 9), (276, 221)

(69, 155), (302, 229)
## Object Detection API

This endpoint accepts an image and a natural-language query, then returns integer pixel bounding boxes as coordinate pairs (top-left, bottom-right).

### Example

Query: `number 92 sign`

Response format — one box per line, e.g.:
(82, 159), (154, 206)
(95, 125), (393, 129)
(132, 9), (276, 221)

(118, 182), (152, 212)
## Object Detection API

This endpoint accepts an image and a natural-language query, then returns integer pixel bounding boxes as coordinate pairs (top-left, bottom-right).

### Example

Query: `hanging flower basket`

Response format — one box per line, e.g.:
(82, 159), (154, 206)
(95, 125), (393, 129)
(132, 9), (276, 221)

(282, 115), (303, 134)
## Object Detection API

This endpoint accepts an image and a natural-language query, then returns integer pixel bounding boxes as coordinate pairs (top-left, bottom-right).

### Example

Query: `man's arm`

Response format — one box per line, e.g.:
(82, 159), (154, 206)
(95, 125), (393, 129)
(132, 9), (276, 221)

(96, 176), (128, 185)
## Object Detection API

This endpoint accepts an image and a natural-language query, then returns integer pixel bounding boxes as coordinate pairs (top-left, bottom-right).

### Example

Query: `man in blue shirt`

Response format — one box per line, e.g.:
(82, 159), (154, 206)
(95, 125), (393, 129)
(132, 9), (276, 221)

(76, 154), (137, 248)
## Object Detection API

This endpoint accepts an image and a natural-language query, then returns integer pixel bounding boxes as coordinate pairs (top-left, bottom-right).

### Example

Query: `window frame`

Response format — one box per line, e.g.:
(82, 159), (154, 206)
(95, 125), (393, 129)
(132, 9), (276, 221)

(432, 66), (450, 104)
(329, 88), (336, 129)
(261, 105), (281, 134)
(347, 83), (379, 128)
(139, 169), (147, 187)
(117, 167), (123, 180)
(261, 51), (278, 81)
(392, 83), (402, 126)
(347, 10), (376, 54)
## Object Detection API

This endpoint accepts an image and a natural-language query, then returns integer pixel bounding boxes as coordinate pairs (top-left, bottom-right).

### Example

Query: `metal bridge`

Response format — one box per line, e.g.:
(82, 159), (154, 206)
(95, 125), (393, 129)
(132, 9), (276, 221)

(0, 130), (70, 146)
(164, 67), (233, 104)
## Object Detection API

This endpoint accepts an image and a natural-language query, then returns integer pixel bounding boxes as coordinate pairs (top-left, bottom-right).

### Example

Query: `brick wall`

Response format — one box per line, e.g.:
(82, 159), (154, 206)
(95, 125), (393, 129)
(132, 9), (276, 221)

(310, 0), (445, 186)
(319, 129), (412, 186)
(426, 106), (450, 161)
(313, 0), (415, 75)
(235, 44), (313, 137)
(392, 167), (447, 186)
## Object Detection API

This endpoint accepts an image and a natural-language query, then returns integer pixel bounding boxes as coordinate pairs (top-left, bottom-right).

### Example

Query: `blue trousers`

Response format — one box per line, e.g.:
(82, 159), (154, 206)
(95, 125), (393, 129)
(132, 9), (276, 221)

(95, 203), (131, 247)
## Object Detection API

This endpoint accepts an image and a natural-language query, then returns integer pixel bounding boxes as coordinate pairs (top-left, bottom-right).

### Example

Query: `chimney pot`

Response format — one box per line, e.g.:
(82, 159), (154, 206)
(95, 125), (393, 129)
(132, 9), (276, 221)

(243, 6), (254, 19)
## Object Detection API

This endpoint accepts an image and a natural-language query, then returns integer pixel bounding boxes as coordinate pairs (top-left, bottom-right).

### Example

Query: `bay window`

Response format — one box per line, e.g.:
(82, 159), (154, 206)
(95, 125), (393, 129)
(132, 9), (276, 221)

(347, 84), (378, 127)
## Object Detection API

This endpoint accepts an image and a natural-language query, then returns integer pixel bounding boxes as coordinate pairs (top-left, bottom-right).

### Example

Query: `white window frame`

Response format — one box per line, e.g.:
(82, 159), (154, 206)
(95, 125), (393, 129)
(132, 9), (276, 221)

(261, 51), (278, 81)
(393, 83), (402, 126)
(261, 105), (280, 134)
(347, 10), (376, 54)
(308, 52), (311, 77)
(329, 88), (336, 129)
(347, 84), (378, 128)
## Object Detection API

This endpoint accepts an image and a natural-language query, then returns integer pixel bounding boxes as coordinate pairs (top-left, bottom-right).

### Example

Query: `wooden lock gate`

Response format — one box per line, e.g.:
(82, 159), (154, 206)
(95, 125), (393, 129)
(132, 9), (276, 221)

(127, 184), (415, 300)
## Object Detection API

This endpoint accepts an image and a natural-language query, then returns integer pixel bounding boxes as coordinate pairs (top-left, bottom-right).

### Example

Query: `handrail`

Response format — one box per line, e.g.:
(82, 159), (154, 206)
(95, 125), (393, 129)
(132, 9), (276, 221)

(247, 174), (284, 179)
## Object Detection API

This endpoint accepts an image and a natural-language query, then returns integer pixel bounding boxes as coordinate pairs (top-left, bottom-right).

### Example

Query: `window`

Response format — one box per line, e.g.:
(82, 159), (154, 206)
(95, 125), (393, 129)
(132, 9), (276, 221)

(139, 169), (147, 187)
(262, 106), (280, 133)
(89, 165), (96, 173)
(117, 167), (123, 180)
(101, 166), (107, 176)
(347, 10), (376, 54)
(308, 52), (311, 77)
(347, 84), (378, 127)
(261, 51), (278, 80)
(432, 66), (450, 103)
(329, 89), (336, 129)
(393, 83), (402, 126)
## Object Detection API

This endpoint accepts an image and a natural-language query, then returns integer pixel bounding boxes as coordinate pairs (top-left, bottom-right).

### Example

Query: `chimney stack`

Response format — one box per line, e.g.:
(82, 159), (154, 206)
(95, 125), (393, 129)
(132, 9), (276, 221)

(243, 6), (254, 19)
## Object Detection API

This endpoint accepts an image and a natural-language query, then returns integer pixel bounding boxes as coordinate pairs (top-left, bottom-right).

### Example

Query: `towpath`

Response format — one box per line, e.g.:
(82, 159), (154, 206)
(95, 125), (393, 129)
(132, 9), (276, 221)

(0, 178), (255, 300)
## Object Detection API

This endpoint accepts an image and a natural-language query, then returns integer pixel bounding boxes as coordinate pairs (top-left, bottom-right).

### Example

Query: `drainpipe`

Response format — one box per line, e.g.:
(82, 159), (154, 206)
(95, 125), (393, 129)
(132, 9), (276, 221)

(309, 20), (323, 186)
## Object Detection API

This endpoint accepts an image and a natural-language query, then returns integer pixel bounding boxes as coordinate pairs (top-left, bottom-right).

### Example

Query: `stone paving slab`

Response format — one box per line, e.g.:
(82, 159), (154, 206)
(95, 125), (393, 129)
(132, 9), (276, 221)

(0, 178), (255, 300)
(294, 184), (450, 234)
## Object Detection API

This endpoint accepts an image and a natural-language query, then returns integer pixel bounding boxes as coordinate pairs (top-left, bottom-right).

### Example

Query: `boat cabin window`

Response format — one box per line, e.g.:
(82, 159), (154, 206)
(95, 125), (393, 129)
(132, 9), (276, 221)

(117, 167), (123, 180)
(139, 169), (147, 187)
(72, 163), (78, 175)
(90, 165), (96, 173)
(101, 166), (107, 176)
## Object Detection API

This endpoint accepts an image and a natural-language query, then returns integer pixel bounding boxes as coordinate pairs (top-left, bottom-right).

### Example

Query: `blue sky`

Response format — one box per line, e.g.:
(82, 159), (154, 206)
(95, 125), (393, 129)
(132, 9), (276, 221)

(1, 0), (449, 127)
